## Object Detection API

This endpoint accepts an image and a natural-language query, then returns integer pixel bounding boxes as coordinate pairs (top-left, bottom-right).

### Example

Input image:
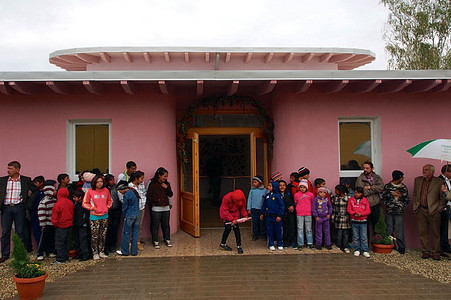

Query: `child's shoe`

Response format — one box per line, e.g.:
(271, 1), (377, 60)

(278, 246), (283, 251)
(153, 242), (160, 249)
(308, 244), (314, 250)
(220, 244), (232, 251)
(269, 246), (276, 251)
(48, 253), (56, 258)
(137, 241), (144, 251)
(237, 247), (243, 254)
(99, 252), (108, 258)
(51, 260), (64, 265)
(325, 245), (332, 250)
(344, 248), (351, 254)
(315, 245), (322, 250)
(354, 251), (360, 257)
(297, 245), (303, 251)
(363, 252), (370, 258)
(37, 255), (44, 261)
(165, 240), (173, 247)
(93, 254), (100, 260)
(291, 243), (297, 249)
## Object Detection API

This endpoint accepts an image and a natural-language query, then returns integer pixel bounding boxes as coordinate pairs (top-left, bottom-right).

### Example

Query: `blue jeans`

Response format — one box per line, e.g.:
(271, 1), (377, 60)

(386, 213), (406, 252)
(352, 222), (368, 252)
(296, 215), (313, 246)
(121, 215), (140, 255)
(251, 209), (266, 238)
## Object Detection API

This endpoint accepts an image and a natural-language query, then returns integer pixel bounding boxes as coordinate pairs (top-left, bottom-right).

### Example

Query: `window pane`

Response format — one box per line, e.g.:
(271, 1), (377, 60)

(339, 121), (371, 171)
(75, 124), (109, 174)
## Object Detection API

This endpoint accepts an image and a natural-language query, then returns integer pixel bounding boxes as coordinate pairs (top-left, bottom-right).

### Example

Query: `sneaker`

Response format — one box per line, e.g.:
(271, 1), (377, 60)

(93, 254), (100, 260)
(99, 252), (108, 258)
(297, 245), (303, 251)
(153, 242), (160, 249)
(116, 250), (123, 255)
(220, 244), (232, 251)
(165, 240), (173, 247)
(344, 248), (351, 254)
(269, 246), (276, 251)
(37, 255), (44, 261)
(354, 251), (360, 257)
(48, 253), (56, 258)
(291, 243), (297, 249)
(308, 244), (314, 250)
(237, 247), (243, 254)
(315, 245), (322, 250)
(51, 260), (64, 265)
(137, 242), (144, 251)
(325, 245), (332, 250)
(278, 246), (283, 251)
(363, 252), (370, 258)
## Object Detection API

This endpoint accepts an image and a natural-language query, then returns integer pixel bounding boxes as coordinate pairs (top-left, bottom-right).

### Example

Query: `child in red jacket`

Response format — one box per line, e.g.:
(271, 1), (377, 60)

(51, 187), (74, 264)
(219, 189), (247, 254)
(347, 186), (371, 258)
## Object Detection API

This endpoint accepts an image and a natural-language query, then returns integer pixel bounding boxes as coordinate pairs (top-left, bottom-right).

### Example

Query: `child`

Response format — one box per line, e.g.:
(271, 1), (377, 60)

(288, 172), (300, 196)
(219, 189), (247, 254)
(247, 175), (267, 241)
(105, 177), (122, 255)
(260, 181), (284, 251)
(313, 178), (332, 202)
(332, 185), (351, 253)
(119, 176), (142, 256)
(347, 186), (371, 258)
(278, 180), (296, 248)
(312, 187), (332, 250)
(298, 167), (314, 193)
(31, 176), (45, 246)
(51, 187), (74, 264)
(73, 190), (90, 261)
(36, 180), (57, 261)
(381, 170), (409, 254)
(294, 180), (315, 250)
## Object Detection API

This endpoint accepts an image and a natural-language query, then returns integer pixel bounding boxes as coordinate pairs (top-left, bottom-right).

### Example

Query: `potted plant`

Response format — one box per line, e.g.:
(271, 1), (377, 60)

(371, 206), (394, 254)
(10, 233), (48, 300)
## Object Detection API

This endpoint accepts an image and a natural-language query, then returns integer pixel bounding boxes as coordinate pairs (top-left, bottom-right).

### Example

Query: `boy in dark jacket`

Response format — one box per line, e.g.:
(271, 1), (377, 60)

(260, 181), (285, 251)
(72, 190), (90, 261)
(381, 170), (409, 254)
(51, 188), (74, 264)
(279, 180), (296, 248)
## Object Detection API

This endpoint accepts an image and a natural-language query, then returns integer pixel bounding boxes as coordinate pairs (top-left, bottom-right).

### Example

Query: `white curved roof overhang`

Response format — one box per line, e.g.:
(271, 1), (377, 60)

(49, 47), (376, 71)
(1, 70), (450, 96)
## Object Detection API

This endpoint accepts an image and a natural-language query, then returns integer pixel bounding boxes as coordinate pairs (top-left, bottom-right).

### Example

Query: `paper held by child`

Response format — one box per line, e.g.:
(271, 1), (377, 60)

(225, 217), (252, 225)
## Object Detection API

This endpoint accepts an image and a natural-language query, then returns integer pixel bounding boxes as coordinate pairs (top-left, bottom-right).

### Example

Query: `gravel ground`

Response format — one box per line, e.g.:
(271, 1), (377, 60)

(370, 248), (451, 284)
(0, 254), (101, 300)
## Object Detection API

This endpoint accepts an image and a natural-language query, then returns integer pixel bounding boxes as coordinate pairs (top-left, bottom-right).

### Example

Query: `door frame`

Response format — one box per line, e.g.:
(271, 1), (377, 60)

(178, 127), (268, 237)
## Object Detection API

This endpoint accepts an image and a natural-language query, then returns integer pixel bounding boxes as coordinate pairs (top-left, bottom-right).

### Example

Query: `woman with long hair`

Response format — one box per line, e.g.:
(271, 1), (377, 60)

(82, 174), (112, 260)
(146, 167), (173, 249)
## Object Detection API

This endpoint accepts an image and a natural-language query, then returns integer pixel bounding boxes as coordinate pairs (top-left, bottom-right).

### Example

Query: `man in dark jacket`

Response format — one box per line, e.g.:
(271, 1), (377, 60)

(0, 161), (37, 263)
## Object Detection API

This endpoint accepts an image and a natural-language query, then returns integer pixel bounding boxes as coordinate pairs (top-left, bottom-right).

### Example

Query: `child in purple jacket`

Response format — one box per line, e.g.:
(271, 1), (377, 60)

(312, 187), (332, 250)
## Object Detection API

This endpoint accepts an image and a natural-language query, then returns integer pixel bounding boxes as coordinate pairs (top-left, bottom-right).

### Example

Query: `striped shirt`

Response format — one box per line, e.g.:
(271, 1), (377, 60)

(37, 195), (58, 227)
(4, 176), (22, 205)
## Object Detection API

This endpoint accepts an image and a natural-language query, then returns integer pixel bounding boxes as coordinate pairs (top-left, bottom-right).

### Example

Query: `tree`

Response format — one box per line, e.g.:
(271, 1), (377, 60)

(382, 0), (451, 69)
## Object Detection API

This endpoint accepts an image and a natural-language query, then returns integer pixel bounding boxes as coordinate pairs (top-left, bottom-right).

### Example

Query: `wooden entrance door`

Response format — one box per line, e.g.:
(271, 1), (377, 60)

(179, 132), (200, 237)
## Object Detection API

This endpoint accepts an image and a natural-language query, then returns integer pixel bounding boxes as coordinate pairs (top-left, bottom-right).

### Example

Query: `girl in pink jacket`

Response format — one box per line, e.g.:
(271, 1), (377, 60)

(294, 180), (315, 250)
(347, 186), (371, 258)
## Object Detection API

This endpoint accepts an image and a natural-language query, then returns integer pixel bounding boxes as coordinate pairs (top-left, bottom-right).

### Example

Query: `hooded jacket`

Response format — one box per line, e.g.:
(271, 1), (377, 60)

(294, 191), (315, 216)
(220, 190), (247, 222)
(347, 196), (371, 222)
(51, 188), (74, 228)
(260, 181), (284, 218)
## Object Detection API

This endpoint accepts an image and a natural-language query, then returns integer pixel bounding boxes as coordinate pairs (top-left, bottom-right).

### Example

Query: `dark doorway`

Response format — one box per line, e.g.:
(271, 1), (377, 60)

(199, 135), (252, 228)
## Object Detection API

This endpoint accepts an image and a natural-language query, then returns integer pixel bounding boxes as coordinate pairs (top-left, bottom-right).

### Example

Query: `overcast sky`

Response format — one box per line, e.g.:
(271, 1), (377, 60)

(0, 0), (390, 71)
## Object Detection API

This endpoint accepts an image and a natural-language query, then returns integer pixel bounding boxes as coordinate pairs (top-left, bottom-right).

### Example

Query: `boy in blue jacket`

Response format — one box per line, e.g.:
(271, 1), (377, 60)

(260, 181), (284, 251)
(247, 175), (267, 241)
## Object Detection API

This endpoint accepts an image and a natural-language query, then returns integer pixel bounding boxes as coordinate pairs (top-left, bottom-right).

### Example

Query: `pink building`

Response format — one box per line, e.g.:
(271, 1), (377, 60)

(1, 46), (450, 248)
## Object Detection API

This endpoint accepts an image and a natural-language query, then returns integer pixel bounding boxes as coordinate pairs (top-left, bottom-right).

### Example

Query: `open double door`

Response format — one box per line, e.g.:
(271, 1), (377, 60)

(179, 127), (268, 237)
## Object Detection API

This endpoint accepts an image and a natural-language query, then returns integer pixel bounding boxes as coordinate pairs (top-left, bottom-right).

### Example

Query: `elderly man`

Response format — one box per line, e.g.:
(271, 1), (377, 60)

(0, 161), (37, 263)
(355, 161), (384, 243)
(413, 164), (449, 261)
(438, 164), (451, 256)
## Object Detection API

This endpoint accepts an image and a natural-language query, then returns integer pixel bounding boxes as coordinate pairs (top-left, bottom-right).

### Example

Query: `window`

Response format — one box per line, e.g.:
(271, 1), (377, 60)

(338, 118), (381, 185)
(67, 120), (111, 180)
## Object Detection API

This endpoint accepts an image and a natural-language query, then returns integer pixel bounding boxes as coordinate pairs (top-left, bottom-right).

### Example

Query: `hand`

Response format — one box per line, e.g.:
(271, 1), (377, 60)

(247, 210), (251, 215)
(393, 190), (402, 198)
(355, 213), (361, 217)
(276, 217), (281, 222)
(288, 206), (294, 213)
(161, 183), (168, 189)
(260, 215), (263, 221)
(441, 185), (449, 193)
(327, 215), (330, 219)
(169, 204), (173, 209)
(364, 186), (371, 190)
(316, 217), (319, 221)
(232, 219), (238, 225)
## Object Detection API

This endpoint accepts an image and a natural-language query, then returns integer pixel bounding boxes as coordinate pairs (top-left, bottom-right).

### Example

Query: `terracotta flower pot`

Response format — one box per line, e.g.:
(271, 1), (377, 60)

(371, 243), (394, 254)
(13, 272), (48, 300)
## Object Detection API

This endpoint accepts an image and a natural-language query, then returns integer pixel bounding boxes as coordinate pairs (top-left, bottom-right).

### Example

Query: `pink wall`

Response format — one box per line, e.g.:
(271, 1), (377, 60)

(0, 86), (178, 238)
(271, 89), (451, 248)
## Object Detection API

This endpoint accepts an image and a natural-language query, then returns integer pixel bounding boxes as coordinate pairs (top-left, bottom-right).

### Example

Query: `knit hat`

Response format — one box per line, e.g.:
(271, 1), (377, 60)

(44, 179), (56, 186)
(116, 180), (129, 191)
(270, 171), (283, 182)
(298, 167), (310, 177)
(392, 170), (404, 181)
(83, 172), (96, 182)
(299, 180), (309, 189)
(42, 185), (56, 196)
(317, 187), (328, 193)
(252, 175), (263, 183)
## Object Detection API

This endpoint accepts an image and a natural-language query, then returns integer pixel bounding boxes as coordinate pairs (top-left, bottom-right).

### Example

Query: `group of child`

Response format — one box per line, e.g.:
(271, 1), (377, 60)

(220, 167), (409, 258)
